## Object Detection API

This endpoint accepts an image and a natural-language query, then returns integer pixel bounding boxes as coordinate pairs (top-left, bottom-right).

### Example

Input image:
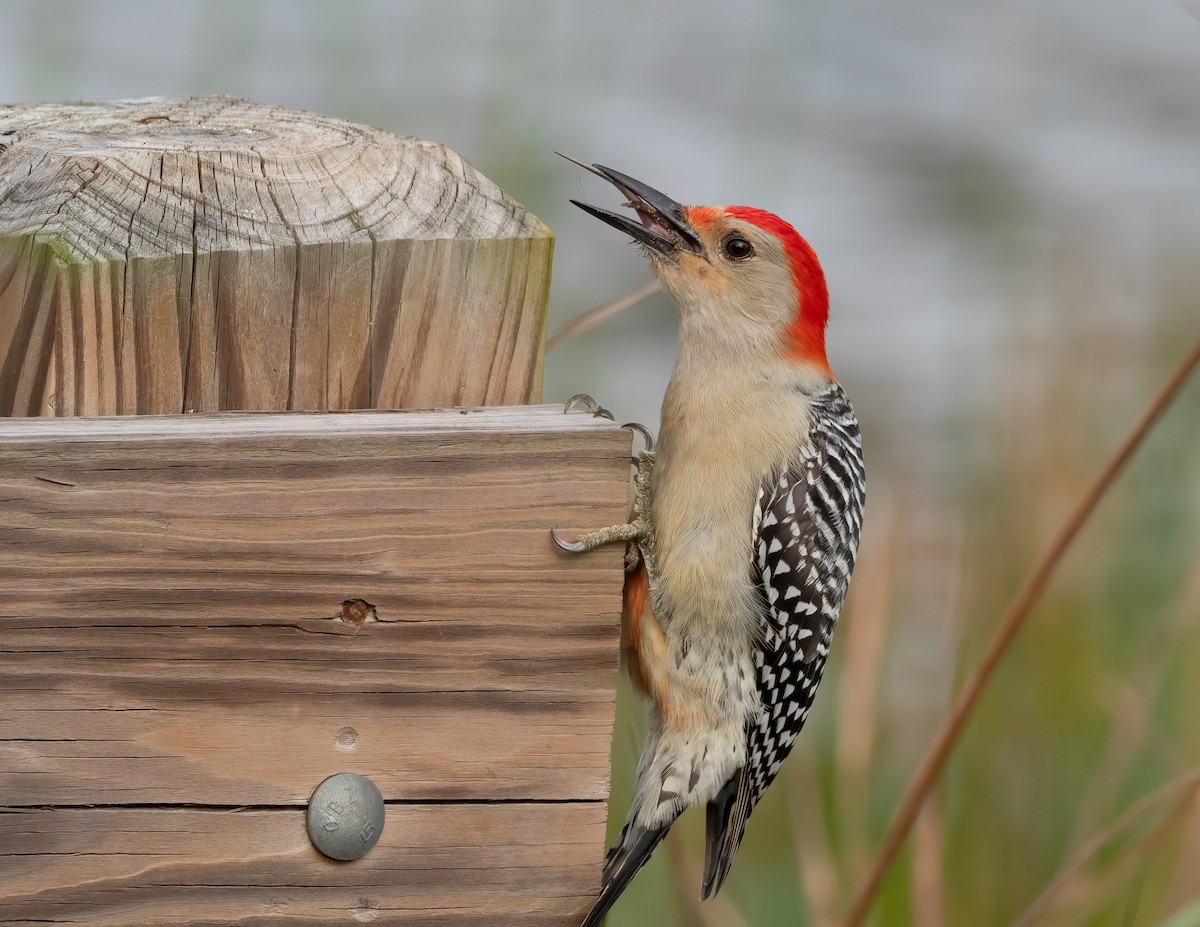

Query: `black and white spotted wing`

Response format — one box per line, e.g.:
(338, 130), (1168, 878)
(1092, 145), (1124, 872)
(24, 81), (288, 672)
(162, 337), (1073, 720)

(703, 382), (866, 898)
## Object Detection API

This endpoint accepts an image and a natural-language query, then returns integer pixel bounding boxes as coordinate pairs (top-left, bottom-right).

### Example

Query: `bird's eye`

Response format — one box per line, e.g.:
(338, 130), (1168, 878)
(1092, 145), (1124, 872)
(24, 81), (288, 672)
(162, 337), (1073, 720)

(722, 235), (755, 261)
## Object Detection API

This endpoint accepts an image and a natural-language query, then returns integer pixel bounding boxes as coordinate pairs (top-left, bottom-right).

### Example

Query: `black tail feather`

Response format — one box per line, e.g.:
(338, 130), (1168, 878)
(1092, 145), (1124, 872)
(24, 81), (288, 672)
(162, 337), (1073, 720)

(701, 775), (740, 899)
(581, 823), (669, 927)
(701, 768), (750, 900)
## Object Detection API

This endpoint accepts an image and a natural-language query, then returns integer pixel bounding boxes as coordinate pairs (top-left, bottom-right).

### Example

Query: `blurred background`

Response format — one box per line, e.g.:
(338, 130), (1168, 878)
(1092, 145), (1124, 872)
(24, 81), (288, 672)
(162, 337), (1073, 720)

(3, 1), (1198, 924)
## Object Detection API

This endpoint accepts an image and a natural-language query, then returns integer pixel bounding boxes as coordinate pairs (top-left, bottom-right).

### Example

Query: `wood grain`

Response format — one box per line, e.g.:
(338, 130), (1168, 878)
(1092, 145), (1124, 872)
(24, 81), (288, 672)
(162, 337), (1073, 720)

(0, 405), (628, 925)
(0, 97), (553, 415)
(0, 804), (605, 926)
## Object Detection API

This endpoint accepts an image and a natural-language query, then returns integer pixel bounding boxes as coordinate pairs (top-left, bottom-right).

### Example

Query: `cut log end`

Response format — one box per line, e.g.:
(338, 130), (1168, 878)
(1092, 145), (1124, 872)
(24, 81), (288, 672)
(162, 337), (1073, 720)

(0, 97), (553, 416)
(0, 96), (550, 259)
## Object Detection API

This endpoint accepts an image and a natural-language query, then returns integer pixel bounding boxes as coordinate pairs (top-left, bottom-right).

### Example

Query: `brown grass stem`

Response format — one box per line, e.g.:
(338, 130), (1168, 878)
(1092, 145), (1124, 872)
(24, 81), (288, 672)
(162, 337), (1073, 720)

(546, 280), (661, 352)
(844, 335), (1200, 927)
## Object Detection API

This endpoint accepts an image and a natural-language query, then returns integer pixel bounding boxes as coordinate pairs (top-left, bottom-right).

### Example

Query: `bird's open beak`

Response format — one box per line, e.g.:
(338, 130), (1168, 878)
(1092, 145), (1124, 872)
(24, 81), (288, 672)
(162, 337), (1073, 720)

(564, 158), (705, 260)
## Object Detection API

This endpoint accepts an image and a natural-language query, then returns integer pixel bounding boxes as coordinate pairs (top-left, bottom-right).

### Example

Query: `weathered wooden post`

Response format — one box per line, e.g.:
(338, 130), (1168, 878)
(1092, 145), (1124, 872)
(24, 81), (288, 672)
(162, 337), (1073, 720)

(0, 96), (551, 415)
(0, 98), (625, 926)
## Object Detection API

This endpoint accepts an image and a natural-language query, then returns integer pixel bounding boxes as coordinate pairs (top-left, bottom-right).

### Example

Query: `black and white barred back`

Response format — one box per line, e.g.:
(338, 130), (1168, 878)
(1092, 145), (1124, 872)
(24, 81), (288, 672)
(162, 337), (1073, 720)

(703, 381), (866, 897)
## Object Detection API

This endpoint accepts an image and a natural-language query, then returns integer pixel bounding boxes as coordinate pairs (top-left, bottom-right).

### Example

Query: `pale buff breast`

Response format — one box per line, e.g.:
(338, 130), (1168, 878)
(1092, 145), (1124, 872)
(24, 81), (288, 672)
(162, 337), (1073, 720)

(651, 358), (817, 643)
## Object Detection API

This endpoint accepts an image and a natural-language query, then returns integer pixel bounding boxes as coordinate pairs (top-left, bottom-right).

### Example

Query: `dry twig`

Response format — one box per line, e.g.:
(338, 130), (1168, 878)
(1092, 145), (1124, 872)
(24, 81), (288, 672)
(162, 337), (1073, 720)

(546, 280), (662, 352)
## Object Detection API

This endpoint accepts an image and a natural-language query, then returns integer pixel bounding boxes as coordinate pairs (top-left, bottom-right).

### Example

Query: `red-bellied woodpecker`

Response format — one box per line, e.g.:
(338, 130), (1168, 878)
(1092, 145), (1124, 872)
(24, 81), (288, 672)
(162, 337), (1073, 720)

(554, 162), (865, 926)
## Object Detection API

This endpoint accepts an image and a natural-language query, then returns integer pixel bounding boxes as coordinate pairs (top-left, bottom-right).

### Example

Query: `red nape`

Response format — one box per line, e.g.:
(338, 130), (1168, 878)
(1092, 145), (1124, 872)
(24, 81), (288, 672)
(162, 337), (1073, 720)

(724, 206), (831, 372)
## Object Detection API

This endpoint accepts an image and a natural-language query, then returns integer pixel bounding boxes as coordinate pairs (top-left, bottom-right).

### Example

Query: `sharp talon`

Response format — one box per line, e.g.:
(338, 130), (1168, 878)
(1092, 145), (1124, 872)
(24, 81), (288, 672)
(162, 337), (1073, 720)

(564, 393), (596, 413)
(622, 422), (656, 453)
(550, 527), (589, 553)
(564, 393), (615, 421)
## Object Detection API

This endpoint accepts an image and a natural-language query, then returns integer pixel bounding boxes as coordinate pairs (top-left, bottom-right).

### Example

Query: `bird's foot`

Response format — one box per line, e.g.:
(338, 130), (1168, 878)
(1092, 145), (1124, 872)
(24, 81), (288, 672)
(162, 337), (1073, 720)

(553, 406), (657, 575)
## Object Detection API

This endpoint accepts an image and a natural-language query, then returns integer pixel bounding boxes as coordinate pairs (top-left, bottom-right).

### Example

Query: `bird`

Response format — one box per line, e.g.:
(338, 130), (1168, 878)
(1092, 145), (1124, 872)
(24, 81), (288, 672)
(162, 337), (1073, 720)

(553, 161), (866, 926)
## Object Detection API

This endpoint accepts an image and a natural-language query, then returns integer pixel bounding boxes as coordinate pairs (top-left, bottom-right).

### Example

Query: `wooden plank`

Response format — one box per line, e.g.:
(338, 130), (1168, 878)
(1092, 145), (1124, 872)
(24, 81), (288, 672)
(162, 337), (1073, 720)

(0, 97), (553, 415)
(0, 406), (627, 925)
(0, 803), (605, 926)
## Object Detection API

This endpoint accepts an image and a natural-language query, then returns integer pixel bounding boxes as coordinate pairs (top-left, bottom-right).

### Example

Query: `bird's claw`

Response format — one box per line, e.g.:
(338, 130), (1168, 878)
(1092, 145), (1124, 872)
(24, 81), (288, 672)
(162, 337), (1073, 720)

(564, 393), (615, 421)
(550, 520), (646, 556)
(563, 397), (654, 459)
(621, 421), (655, 455)
(554, 402), (657, 574)
(550, 527), (591, 553)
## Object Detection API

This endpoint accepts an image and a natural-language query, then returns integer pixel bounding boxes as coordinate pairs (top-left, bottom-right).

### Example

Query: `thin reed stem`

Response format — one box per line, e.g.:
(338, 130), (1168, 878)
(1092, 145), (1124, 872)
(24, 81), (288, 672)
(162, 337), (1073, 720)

(844, 335), (1200, 927)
